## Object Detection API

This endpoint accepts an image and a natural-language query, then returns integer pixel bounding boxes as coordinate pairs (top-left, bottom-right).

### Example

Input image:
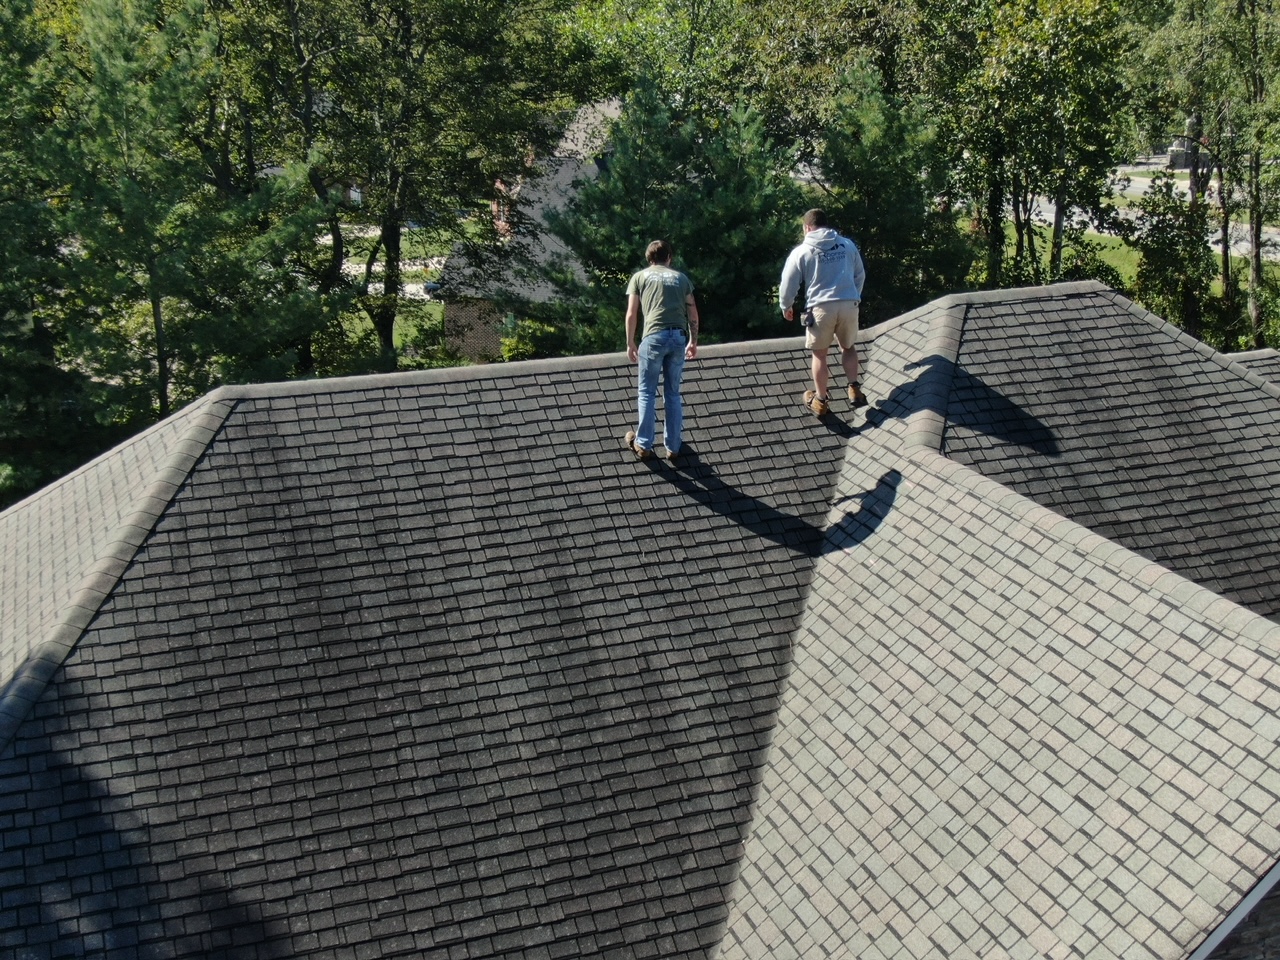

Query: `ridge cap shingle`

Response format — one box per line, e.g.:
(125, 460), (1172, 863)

(904, 303), (966, 454)
(208, 338), (812, 402)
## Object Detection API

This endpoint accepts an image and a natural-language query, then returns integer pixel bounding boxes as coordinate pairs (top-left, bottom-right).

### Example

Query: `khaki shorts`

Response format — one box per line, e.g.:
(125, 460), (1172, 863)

(804, 300), (860, 351)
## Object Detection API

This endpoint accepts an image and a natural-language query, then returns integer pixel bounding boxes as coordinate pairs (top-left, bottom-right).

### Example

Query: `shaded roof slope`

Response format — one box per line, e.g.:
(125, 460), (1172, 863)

(0, 346), (850, 960)
(936, 286), (1280, 620)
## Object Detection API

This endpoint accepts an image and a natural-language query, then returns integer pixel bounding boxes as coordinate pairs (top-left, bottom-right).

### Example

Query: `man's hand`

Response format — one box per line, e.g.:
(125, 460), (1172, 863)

(627, 343), (639, 363)
(783, 308), (794, 322)
(685, 343), (697, 360)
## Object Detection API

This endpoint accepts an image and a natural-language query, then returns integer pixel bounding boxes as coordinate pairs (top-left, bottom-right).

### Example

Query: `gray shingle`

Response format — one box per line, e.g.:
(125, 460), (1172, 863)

(6, 283), (1280, 960)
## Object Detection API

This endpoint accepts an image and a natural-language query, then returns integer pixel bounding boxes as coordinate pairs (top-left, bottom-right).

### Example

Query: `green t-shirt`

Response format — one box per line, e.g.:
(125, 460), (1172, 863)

(626, 265), (694, 341)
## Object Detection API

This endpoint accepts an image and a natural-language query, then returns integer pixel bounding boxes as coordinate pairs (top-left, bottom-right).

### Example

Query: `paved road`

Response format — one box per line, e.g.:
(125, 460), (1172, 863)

(1116, 160), (1280, 262)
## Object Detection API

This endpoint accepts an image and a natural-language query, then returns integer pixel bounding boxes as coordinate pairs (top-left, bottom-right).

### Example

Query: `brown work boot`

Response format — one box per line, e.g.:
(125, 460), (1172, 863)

(804, 390), (830, 416)
(625, 430), (653, 460)
(848, 383), (868, 408)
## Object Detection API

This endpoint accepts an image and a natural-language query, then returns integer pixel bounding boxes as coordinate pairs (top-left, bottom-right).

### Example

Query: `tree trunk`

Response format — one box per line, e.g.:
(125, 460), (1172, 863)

(985, 171), (1004, 288)
(1049, 142), (1067, 279)
(1215, 160), (1232, 300)
(1248, 148), (1265, 348)
(291, 0), (340, 366)
(368, 179), (404, 365)
(149, 258), (170, 418)
(1022, 192), (1040, 284)
(1242, 0), (1267, 348)
(1181, 111), (1204, 339)
(1011, 172), (1026, 273)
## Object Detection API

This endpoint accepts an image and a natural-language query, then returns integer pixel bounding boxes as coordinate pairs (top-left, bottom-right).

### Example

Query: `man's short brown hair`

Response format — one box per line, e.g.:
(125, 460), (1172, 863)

(803, 208), (829, 230)
(645, 240), (672, 264)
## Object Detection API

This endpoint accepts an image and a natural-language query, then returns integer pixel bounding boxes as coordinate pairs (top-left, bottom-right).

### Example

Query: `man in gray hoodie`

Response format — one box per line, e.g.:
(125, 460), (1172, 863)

(778, 208), (867, 416)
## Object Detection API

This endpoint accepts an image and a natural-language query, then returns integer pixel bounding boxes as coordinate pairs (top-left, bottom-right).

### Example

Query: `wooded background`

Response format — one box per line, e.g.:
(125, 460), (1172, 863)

(1, 0), (1277, 506)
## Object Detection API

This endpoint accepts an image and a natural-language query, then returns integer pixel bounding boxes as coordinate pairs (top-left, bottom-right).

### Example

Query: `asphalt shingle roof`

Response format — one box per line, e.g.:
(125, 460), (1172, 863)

(938, 288), (1280, 620)
(1233, 349), (1280, 386)
(0, 347), (848, 959)
(4, 281), (1280, 960)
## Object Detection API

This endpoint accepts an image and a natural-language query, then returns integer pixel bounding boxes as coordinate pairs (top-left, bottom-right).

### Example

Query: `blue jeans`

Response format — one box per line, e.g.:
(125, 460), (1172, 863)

(636, 327), (687, 453)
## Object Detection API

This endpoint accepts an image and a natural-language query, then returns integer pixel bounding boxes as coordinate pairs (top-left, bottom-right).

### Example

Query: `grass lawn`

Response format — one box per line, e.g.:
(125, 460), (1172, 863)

(1004, 224), (1258, 298)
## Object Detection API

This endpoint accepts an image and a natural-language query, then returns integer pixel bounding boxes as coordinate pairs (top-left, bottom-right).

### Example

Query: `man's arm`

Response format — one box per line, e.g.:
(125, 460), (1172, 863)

(850, 242), (866, 299)
(778, 249), (802, 320)
(686, 295), (699, 360)
(625, 293), (641, 362)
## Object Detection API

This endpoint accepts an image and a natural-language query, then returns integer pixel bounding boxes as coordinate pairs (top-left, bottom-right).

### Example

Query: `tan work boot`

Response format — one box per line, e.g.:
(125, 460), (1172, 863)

(625, 430), (654, 460)
(804, 390), (830, 416)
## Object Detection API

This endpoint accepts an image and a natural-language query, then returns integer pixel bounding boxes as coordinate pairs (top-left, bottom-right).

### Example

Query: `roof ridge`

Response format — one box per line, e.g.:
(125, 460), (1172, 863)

(854, 283), (1111, 456)
(203, 338), (811, 402)
(0, 395), (237, 751)
(902, 300), (967, 454)
(1094, 287), (1280, 402)
(917, 446), (1280, 645)
(1231, 347), (1280, 361)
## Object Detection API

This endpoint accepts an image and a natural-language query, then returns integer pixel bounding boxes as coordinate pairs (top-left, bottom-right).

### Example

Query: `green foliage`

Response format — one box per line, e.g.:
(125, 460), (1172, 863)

(51, 0), (372, 417)
(813, 64), (975, 323)
(3, 0), (1277, 504)
(395, 300), (460, 371)
(545, 81), (803, 347)
(1134, 0), (1280, 346)
(501, 318), (570, 362)
(1056, 228), (1129, 291)
(1132, 171), (1216, 333)
(302, 0), (596, 359)
(569, 0), (749, 110)
(935, 0), (1134, 285)
(0, 0), (120, 508)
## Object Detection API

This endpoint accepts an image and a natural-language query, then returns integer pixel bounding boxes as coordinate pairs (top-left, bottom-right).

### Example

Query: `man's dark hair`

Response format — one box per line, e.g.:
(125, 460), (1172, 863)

(646, 240), (672, 264)
(803, 208), (829, 230)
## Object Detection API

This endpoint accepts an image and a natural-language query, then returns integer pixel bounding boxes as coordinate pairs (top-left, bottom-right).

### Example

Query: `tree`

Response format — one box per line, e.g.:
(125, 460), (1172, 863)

(0, 0), (111, 507)
(1137, 0), (1280, 346)
(307, 0), (593, 367)
(51, 0), (351, 421)
(1219, 0), (1279, 347)
(57, 0), (233, 418)
(1132, 171), (1217, 333)
(570, 0), (749, 111)
(810, 64), (974, 323)
(944, 0), (1133, 286)
(543, 82), (802, 350)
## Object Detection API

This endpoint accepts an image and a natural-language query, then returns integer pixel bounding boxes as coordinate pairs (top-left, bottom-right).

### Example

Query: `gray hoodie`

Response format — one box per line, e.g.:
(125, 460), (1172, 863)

(778, 227), (865, 312)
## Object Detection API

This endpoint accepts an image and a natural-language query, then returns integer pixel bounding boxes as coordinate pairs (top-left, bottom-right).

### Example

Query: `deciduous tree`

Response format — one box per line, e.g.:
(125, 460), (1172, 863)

(1132, 171), (1216, 333)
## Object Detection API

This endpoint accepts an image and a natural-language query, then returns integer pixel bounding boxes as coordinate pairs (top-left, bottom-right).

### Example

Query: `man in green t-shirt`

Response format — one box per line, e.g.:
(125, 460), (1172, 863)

(623, 240), (700, 462)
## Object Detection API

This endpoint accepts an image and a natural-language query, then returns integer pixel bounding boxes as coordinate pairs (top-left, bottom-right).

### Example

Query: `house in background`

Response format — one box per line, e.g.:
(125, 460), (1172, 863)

(5, 282), (1280, 959)
(440, 102), (618, 361)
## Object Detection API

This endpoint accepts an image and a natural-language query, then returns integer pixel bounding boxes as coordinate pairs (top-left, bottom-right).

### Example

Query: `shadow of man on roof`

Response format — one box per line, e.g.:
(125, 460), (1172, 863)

(656, 456), (901, 558)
